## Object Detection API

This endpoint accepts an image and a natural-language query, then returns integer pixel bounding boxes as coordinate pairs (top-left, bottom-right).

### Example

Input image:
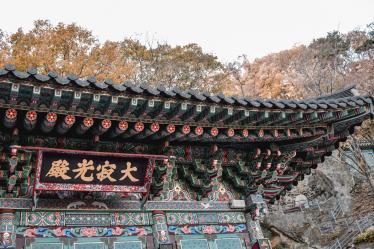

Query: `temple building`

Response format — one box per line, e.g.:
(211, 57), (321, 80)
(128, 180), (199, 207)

(0, 64), (372, 249)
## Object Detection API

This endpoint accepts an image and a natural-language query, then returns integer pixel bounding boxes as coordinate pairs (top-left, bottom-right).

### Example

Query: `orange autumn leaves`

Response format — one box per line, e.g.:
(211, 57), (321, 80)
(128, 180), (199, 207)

(0, 20), (372, 99)
(0, 20), (225, 93)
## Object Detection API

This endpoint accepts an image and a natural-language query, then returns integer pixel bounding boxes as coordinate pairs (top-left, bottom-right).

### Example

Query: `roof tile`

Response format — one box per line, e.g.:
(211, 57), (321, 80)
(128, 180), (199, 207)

(12, 70), (29, 79)
(4, 64), (16, 71)
(48, 71), (58, 78)
(33, 74), (50, 82)
(0, 65), (371, 113)
(27, 68), (38, 75)
(55, 77), (70, 85)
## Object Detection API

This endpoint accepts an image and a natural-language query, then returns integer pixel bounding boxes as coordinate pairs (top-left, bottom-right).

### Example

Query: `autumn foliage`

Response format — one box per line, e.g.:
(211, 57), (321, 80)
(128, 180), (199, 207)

(0, 19), (373, 189)
(225, 25), (373, 99)
(0, 20), (373, 99)
(0, 20), (225, 93)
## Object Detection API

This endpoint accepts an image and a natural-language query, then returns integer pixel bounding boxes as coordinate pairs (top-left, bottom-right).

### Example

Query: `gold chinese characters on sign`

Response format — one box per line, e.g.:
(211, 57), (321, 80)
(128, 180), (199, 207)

(46, 159), (139, 183)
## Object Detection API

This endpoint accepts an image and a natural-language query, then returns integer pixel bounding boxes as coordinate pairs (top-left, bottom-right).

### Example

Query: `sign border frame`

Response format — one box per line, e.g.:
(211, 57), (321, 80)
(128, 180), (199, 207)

(20, 146), (166, 194)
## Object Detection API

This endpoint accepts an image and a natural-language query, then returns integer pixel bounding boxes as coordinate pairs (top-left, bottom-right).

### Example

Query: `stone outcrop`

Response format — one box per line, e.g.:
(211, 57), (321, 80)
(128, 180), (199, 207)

(264, 151), (374, 248)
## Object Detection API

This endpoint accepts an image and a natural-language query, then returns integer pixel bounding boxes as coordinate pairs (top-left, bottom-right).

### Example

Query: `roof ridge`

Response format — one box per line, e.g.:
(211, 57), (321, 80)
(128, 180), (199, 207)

(308, 84), (357, 101)
(0, 64), (371, 110)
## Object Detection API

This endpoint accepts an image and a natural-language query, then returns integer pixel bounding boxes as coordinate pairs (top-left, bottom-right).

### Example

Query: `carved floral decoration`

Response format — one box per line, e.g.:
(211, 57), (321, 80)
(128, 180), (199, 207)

(168, 224), (246, 235)
(17, 226), (152, 238)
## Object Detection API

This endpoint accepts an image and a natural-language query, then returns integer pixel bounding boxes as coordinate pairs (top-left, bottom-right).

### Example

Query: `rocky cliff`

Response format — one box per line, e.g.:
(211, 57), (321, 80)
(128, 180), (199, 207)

(263, 150), (374, 249)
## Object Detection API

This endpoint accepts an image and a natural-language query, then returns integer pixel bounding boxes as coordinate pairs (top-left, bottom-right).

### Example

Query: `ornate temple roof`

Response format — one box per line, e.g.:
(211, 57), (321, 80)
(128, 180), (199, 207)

(0, 64), (372, 110)
(0, 64), (372, 146)
(0, 64), (372, 204)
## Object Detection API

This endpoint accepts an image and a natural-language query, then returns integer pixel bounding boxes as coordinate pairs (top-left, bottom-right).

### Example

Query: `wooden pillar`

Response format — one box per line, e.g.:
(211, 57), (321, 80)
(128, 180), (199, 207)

(151, 211), (172, 249)
(162, 156), (176, 193)
(0, 212), (16, 248)
(245, 194), (272, 249)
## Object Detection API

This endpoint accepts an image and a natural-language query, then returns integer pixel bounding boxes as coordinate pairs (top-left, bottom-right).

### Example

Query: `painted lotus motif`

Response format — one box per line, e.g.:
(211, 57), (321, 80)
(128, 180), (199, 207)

(203, 225), (215, 234)
(81, 227), (97, 237)
(16, 226), (152, 238)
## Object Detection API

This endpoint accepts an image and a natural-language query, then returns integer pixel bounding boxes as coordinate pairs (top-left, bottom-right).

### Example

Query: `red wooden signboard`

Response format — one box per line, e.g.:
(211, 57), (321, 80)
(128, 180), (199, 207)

(25, 147), (167, 193)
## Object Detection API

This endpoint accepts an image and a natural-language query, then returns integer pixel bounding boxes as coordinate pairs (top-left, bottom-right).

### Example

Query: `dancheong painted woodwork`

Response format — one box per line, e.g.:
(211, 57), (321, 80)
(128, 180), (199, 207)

(0, 64), (372, 249)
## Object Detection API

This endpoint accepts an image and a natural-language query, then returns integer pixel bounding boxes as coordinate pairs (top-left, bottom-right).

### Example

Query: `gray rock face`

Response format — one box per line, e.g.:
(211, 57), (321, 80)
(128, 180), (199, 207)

(355, 242), (374, 249)
(264, 150), (373, 248)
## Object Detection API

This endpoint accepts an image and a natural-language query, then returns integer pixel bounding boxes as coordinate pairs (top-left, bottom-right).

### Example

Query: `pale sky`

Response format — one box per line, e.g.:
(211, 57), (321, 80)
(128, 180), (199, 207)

(1, 0), (373, 62)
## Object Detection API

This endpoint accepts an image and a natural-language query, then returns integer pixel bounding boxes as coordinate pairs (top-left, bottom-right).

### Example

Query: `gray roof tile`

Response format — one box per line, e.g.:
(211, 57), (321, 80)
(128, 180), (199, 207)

(0, 65), (371, 112)
(12, 70), (30, 79)
(33, 74), (50, 82)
